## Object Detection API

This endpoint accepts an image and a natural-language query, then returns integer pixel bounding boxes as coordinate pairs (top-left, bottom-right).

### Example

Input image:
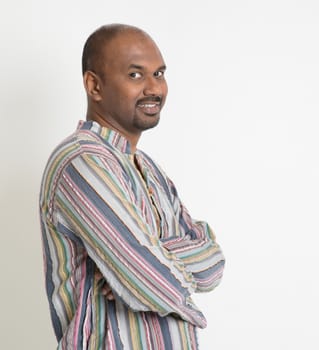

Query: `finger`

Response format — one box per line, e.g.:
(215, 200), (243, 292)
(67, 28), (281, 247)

(96, 271), (103, 279)
(106, 291), (115, 301)
(101, 286), (111, 296)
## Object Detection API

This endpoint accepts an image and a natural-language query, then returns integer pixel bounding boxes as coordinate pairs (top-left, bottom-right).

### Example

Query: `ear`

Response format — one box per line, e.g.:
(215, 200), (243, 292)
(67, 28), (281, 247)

(83, 71), (102, 101)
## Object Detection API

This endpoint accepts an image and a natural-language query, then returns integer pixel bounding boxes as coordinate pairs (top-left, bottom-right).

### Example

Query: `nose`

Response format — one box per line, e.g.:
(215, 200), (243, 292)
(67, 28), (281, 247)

(143, 76), (162, 96)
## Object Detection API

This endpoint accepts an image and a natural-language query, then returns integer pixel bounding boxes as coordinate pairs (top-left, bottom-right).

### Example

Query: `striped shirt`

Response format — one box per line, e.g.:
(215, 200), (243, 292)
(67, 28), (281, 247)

(39, 120), (225, 350)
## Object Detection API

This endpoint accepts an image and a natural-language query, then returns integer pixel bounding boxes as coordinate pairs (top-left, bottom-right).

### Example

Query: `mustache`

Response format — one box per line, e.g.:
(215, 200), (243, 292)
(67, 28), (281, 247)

(136, 96), (162, 105)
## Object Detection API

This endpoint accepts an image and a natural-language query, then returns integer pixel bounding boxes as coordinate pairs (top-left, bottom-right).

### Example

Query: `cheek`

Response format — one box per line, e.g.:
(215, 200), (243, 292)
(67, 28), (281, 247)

(123, 89), (142, 107)
(108, 80), (143, 111)
(117, 80), (140, 97)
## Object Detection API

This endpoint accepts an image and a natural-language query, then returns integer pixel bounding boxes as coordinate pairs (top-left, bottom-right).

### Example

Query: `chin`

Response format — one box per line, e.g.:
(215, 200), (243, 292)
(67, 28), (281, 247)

(135, 116), (160, 131)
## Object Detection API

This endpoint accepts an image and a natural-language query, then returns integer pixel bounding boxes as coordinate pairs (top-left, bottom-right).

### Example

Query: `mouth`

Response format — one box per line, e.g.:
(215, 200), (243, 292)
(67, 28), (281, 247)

(136, 98), (162, 116)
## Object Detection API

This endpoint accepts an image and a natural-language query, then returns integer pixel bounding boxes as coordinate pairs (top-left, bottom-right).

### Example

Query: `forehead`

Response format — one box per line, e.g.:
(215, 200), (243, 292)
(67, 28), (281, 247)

(102, 32), (165, 69)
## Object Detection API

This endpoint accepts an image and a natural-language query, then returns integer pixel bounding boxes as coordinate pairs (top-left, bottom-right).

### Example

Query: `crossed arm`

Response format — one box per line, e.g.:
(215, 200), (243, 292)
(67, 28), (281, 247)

(55, 151), (224, 327)
(161, 178), (225, 293)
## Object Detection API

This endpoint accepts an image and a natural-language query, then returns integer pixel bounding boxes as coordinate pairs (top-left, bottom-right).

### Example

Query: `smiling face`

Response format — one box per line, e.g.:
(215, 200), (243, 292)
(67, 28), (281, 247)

(84, 30), (168, 145)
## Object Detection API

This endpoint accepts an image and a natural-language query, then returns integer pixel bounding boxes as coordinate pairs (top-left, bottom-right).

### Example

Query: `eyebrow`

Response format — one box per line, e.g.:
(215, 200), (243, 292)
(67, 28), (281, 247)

(128, 64), (167, 71)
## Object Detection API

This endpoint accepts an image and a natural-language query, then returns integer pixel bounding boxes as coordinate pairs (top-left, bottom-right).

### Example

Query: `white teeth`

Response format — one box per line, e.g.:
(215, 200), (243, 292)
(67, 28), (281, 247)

(138, 103), (157, 108)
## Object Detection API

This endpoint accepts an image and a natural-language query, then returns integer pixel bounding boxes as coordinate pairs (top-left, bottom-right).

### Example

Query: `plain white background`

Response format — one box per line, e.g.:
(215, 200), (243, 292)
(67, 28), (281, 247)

(0, 0), (318, 349)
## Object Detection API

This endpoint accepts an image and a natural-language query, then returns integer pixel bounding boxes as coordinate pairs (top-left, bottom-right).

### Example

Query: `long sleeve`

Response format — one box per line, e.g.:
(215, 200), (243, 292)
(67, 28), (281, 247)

(53, 151), (207, 328)
(160, 178), (225, 293)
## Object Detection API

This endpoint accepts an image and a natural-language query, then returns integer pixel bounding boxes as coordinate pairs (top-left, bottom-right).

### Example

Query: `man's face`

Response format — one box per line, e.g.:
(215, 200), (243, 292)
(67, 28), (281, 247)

(94, 32), (168, 139)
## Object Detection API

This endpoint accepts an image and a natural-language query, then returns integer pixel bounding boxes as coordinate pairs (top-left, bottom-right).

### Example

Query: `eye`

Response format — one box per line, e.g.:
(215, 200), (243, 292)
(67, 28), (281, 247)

(129, 72), (142, 79)
(154, 70), (165, 78)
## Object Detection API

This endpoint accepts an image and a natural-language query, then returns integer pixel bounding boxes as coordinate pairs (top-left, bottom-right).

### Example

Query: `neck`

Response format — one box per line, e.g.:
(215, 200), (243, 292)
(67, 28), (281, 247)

(86, 113), (140, 153)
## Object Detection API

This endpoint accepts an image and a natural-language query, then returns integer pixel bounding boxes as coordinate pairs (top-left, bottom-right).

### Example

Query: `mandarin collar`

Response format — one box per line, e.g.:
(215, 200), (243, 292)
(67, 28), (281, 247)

(77, 120), (133, 154)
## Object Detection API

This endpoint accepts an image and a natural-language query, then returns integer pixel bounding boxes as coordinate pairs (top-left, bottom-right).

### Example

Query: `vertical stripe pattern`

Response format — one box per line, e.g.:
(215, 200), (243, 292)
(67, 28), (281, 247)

(39, 120), (225, 349)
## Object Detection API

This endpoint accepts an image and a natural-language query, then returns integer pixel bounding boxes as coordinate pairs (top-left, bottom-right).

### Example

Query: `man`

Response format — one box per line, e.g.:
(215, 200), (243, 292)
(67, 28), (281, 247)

(40, 24), (225, 350)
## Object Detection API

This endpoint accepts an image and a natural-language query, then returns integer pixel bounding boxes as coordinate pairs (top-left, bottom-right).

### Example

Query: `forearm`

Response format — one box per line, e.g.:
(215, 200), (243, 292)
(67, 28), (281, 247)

(161, 231), (225, 292)
(56, 154), (206, 327)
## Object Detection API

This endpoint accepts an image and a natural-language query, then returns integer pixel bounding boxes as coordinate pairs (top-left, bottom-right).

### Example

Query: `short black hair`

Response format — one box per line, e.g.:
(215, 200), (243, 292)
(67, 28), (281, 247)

(81, 23), (148, 76)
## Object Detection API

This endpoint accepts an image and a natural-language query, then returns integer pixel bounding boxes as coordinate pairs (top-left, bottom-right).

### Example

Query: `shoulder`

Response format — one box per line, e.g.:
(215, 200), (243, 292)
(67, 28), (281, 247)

(47, 127), (122, 170)
(44, 130), (99, 175)
(40, 128), (121, 201)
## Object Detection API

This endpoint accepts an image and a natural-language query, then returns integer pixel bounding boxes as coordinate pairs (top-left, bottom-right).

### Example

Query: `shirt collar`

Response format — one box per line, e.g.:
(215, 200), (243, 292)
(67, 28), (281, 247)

(77, 120), (132, 154)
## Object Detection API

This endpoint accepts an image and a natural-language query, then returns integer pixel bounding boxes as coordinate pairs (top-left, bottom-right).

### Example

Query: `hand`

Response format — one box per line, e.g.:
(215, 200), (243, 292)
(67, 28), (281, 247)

(101, 283), (115, 301)
(96, 271), (115, 301)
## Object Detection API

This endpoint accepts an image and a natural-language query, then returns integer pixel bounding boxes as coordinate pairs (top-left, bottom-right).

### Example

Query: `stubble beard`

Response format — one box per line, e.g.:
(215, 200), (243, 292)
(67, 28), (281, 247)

(133, 113), (161, 132)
